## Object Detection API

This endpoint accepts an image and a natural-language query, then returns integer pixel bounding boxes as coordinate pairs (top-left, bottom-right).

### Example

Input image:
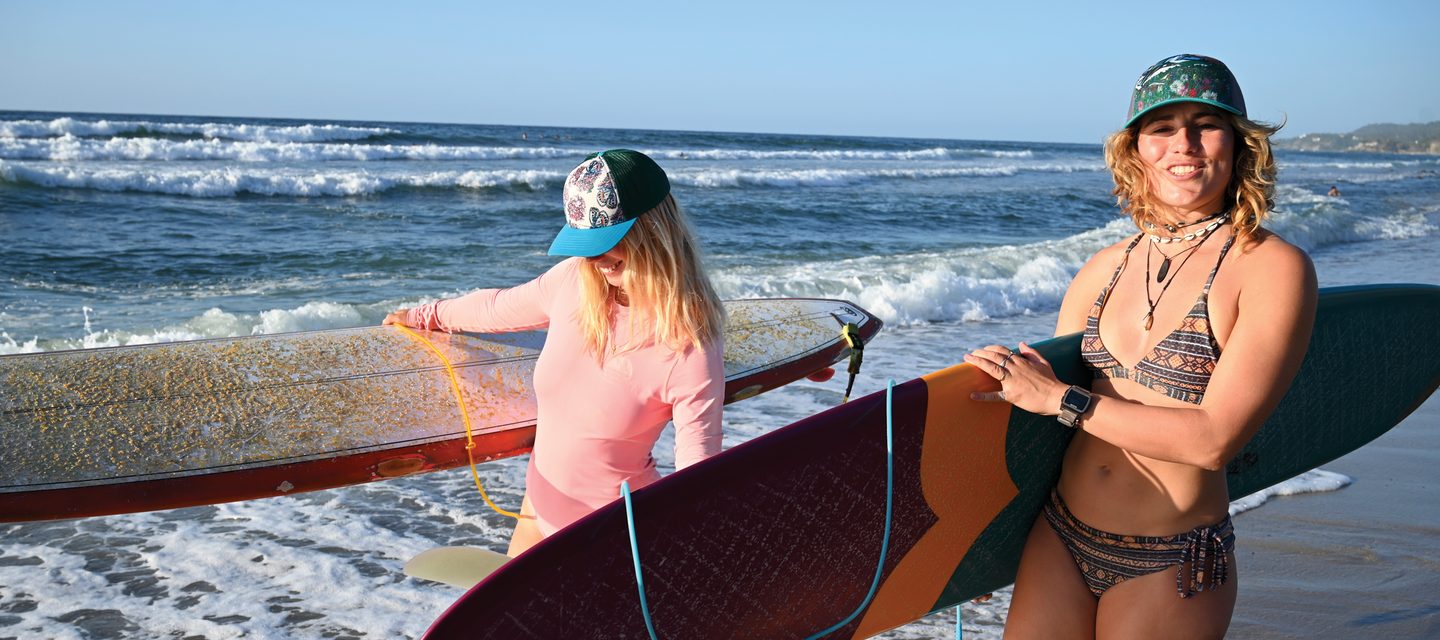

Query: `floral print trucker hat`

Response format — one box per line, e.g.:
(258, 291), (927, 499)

(1126, 54), (1246, 127)
(548, 149), (671, 258)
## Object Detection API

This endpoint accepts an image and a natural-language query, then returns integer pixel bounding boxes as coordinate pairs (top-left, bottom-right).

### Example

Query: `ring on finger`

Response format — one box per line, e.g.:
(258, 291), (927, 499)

(999, 390), (1007, 401)
(1000, 353), (1016, 368)
(999, 369), (1009, 381)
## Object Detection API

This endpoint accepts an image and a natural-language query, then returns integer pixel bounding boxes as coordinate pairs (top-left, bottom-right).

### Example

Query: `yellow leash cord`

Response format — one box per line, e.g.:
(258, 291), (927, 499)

(840, 321), (864, 403)
(391, 324), (521, 519)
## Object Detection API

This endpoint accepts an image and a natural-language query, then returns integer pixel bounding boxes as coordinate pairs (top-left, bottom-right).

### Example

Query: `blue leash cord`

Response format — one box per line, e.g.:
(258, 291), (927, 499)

(621, 379), (897, 640)
(621, 480), (659, 640)
(801, 378), (896, 640)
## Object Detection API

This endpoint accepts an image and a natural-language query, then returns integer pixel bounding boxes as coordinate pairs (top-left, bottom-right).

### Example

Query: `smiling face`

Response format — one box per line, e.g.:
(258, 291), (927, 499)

(586, 244), (629, 289)
(1136, 102), (1236, 220)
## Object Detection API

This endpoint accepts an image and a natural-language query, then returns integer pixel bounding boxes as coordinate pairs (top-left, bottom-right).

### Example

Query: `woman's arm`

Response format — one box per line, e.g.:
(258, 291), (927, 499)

(666, 339), (726, 470)
(970, 241), (1318, 470)
(383, 259), (577, 333)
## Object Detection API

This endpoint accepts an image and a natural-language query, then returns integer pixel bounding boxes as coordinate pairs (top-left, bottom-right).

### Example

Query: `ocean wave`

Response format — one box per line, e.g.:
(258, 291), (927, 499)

(644, 147), (1035, 161)
(670, 163), (1104, 188)
(0, 159), (1100, 196)
(0, 160), (563, 197)
(0, 117), (394, 142)
(0, 136), (588, 162)
(1269, 184), (1436, 251)
(712, 192), (1436, 326)
(0, 136), (1050, 164)
(1228, 469), (1352, 516)
(711, 219), (1134, 325)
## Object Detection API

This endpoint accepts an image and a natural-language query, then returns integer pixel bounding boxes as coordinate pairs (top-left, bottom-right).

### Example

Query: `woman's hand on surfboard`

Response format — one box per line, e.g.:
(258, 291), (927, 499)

(382, 309), (410, 326)
(964, 342), (1064, 415)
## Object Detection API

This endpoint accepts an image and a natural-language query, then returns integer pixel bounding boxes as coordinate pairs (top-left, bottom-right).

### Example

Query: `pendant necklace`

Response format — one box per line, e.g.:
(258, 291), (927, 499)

(1152, 241), (1200, 283)
(1141, 222), (1223, 331)
(1145, 210), (1230, 287)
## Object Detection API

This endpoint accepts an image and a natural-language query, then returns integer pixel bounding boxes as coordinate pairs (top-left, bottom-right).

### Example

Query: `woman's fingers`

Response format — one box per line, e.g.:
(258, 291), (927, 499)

(382, 310), (409, 326)
(1018, 341), (1049, 365)
(964, 351), (1006, 380)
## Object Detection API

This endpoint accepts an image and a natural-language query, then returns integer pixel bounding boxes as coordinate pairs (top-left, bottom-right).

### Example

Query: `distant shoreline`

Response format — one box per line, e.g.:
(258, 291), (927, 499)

(1275, 120), (1440, 156)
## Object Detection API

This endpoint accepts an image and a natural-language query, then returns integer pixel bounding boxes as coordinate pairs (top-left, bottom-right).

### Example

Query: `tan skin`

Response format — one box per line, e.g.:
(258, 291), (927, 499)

(382, 246), (632, 557)
(966, 103), (1318, 639)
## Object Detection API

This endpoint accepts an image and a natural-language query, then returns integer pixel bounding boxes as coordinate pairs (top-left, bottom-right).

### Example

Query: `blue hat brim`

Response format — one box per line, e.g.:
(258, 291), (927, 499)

(547, 217), (638, 257)
(1125, 97), (1245, 128)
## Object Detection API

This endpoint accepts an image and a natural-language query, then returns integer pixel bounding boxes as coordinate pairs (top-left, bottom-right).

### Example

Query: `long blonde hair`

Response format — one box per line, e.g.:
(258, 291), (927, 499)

(1104, 108), (1283, 250)
(575, 193), (726, 360)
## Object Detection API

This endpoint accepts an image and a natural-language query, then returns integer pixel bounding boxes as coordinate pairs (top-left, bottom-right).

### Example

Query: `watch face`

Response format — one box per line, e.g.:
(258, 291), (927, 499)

(1063, 387), (1091, 411)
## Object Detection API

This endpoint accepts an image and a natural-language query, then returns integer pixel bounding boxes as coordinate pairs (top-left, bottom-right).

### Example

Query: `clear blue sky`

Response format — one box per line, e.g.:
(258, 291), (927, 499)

(3, 0), (1436, 144)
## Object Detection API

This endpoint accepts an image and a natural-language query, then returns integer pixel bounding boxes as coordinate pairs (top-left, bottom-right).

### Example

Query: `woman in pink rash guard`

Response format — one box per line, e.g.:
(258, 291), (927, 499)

(384, 149), (726, 557)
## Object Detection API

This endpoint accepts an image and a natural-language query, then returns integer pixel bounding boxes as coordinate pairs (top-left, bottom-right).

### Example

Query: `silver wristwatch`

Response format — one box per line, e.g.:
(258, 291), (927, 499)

(1057, 385), (1092, 428)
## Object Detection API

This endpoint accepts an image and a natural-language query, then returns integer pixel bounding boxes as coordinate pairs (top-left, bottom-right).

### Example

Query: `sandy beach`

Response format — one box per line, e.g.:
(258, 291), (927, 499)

(1228, 392), (1440, 638)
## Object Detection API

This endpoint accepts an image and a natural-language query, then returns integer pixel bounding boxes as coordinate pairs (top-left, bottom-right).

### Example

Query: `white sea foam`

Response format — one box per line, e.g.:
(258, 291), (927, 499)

(0, 160), (562, 197)
(0, 159), (1101, 196)
(711, 219), (1133, 326)
(643, 147), (1035, 161)
(670, 163), (1104, 189)
(1228, 469), (1353, 516)
(0, 136), (587, 162)
(0, 137), (1053, 164)
(0, 117), (393, 142)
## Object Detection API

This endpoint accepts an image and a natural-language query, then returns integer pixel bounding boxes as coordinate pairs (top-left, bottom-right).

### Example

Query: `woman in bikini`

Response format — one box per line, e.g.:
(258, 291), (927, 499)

(384, 149), (726, 557)
(966, 55), (1318, 638)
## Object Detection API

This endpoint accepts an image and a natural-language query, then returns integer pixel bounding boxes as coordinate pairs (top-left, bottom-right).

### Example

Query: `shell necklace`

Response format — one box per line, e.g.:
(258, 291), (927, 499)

(1145, 210), (1229, 283)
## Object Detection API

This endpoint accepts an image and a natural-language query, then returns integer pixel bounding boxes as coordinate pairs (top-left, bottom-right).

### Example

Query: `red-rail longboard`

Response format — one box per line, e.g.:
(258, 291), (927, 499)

(0, 298), (881, 523)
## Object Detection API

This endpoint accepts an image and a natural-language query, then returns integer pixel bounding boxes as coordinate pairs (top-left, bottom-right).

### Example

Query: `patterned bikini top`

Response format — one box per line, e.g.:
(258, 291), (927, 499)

(1080, 234), (1235, 404)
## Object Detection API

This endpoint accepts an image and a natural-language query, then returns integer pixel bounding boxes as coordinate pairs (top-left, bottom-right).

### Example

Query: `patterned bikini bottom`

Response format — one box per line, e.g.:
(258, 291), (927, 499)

(1043, 488), (1234, 599)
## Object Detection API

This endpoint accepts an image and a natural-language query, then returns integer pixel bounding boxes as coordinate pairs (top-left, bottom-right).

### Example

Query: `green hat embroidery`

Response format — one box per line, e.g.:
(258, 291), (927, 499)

(1127, 54), (1246, 127)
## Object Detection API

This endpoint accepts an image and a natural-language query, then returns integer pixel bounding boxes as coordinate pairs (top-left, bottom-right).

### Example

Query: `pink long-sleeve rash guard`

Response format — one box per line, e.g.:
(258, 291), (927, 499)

(405, 258), (724, 536)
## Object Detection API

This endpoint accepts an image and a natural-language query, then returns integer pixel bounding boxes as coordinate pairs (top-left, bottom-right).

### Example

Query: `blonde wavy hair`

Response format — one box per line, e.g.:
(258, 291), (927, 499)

(1104, 107), (1283, 250)
(575, 193), (726, 361)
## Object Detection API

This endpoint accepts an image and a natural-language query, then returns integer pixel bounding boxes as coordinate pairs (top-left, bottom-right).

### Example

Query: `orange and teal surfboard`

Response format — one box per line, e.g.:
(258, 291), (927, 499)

(422, 284), (1440, 639)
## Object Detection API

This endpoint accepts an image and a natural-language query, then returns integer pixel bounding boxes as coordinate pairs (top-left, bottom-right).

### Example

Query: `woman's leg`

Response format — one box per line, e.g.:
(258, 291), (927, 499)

(1002, 515), (1099, 640)
(506, 494), (544, 557)
(1094, 553), (1238, 640)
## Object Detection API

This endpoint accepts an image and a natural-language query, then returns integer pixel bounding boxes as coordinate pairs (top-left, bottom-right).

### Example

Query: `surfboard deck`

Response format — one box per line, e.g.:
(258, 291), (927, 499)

(421, 284), (1440, 639)
(0, 298), (881, 523)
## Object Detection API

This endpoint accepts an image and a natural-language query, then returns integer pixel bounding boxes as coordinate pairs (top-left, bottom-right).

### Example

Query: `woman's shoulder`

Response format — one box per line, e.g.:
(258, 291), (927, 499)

(548, 256), (585, 276)
(1232, 229), (1315, 283)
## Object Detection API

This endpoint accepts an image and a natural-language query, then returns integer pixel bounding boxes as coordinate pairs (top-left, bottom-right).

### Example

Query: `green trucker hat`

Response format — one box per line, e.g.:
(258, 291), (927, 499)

(1127, 54), (1246, 128)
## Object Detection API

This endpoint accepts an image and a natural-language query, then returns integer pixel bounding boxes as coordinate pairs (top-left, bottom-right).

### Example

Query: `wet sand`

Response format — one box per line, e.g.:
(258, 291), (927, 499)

(1229, 392), (1440, 638)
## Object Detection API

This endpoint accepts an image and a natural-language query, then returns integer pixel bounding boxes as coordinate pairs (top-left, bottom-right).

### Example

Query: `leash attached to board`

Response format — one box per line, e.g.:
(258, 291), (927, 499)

(840, 321), (864, 403)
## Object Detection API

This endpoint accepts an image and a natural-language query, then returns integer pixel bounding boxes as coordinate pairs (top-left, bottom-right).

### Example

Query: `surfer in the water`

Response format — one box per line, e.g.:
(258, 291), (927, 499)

(966, 54), (1318, 638)
(384, 149), (726, 557)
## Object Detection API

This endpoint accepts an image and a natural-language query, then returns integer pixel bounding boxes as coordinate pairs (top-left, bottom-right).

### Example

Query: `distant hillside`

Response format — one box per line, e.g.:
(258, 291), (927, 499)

(1275, 120), (1440, 155)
